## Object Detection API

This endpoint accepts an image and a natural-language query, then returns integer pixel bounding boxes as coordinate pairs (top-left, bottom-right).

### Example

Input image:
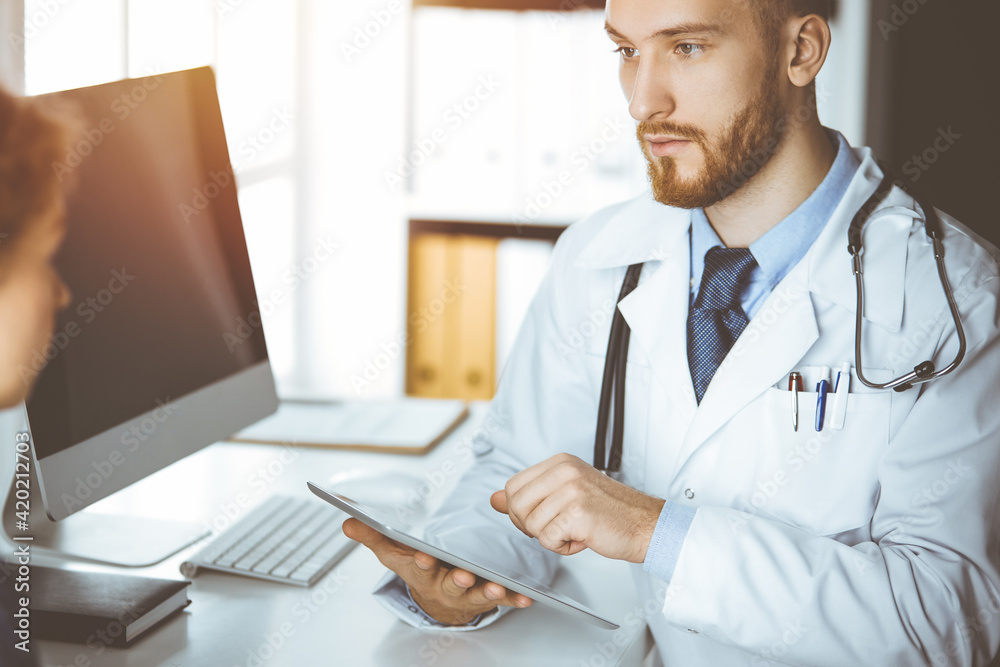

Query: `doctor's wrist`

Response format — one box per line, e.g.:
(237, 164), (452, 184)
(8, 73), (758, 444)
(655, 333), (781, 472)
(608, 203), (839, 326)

(627, 496), (668, 564)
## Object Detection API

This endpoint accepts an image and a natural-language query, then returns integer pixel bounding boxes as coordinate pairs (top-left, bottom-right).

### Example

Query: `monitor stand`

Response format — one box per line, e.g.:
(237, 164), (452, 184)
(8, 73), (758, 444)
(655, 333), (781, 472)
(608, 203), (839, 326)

(1, 460), (208, 568)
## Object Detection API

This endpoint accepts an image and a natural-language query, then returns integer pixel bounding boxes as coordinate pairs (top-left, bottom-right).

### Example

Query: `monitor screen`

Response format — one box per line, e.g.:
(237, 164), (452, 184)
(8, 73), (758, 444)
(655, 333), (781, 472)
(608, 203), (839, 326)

(24, 67), (276, 521)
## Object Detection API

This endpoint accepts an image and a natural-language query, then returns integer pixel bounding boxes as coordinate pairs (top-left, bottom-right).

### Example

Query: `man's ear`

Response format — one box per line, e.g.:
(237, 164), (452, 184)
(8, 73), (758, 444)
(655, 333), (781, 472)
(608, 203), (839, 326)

(785, 14), (832, 89)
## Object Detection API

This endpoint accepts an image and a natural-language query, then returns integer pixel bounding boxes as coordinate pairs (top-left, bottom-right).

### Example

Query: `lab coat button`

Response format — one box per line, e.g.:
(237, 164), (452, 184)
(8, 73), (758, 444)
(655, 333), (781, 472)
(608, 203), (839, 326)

(684, 489), (695, 499)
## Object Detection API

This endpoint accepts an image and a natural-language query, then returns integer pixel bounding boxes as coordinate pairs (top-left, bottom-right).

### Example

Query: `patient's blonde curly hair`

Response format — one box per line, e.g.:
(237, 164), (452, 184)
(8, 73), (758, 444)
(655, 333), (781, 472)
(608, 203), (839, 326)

(0, 86), (69, 241)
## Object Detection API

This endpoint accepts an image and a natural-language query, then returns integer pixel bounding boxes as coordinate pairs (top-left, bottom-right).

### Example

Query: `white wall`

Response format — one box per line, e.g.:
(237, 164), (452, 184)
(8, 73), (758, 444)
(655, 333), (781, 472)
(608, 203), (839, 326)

(0, 1), (25, 93)
(817, 0), (873, 146)
(10, 1), (875, 400)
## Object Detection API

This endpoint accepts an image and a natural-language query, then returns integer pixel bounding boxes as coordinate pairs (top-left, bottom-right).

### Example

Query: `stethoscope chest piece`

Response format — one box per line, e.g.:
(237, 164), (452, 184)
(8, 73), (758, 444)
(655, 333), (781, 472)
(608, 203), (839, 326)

(593, 168), (967, 477)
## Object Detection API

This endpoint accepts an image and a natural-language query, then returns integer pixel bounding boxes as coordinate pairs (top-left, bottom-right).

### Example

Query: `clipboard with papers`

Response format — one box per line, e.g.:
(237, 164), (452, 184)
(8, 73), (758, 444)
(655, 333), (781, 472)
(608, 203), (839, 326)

(230, 398), (468, 455)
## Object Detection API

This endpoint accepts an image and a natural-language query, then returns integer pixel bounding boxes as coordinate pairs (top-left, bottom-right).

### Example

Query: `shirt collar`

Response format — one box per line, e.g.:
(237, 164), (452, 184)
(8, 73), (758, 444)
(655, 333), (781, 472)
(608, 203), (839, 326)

(690, 128), (860, 289)
(574, 145), (913, 333)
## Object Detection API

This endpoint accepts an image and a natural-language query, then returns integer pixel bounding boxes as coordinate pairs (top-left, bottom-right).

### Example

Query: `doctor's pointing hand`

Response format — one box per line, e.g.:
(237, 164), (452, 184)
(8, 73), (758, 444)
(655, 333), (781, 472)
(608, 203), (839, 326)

(348, 0), (1000, 662)
(490, 453), (665, 564)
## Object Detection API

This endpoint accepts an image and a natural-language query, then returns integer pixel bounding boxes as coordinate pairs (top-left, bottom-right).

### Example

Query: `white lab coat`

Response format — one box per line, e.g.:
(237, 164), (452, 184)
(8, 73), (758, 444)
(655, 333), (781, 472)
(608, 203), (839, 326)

(414, 147), (1000, 666)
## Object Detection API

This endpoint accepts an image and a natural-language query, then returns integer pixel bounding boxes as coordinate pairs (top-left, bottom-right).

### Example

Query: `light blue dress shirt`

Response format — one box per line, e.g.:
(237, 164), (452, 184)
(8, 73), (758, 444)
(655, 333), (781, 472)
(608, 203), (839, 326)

(387, 131), (861, 622)
(642, 129), (861, 584)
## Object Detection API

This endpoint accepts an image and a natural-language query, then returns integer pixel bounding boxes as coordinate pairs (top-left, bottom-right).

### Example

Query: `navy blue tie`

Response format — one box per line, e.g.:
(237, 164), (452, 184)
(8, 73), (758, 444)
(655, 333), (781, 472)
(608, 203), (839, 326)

(687, 247), (757, 403)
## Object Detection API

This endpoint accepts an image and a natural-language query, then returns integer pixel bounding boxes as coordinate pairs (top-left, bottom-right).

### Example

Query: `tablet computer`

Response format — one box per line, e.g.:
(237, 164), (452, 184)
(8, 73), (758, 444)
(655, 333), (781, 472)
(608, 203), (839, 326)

(306, 481), (619, 630)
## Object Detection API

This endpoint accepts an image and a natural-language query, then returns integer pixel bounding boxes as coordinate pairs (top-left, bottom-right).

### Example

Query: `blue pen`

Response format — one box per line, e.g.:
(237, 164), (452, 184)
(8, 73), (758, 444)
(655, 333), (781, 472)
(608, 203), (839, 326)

(815, 368), (830, 431)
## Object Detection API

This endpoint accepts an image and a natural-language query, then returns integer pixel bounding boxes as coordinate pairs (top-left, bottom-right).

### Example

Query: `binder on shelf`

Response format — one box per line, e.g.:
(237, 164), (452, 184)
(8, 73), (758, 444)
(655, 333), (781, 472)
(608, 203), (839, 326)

(453, 235), (498, 400)
(406, 232), (498, 401)
(407, 233), (450, 397)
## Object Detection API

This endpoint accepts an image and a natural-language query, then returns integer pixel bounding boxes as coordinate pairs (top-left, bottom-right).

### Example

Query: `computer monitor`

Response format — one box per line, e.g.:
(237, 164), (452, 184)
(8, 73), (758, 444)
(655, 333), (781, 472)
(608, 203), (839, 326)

(9, 67), (278, 564)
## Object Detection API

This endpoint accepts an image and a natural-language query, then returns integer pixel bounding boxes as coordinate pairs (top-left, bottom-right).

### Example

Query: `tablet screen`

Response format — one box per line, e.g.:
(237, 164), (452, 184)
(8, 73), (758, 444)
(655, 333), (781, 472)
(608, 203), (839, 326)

(307, 481), (619, 630)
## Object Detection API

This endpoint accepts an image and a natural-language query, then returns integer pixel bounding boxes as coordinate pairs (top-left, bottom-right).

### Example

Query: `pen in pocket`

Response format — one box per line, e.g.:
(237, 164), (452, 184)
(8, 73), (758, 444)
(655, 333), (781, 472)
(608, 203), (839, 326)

(788, 372), (803, 432)
(830, 363), (851, 430)
(815, 366), (830, 432)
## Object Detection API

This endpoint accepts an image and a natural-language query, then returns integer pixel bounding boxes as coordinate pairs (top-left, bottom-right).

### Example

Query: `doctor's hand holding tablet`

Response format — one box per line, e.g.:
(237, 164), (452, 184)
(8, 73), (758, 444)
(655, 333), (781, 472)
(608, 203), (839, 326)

(342, 518), (534, 626)
(346, 0), (1000, 662)
(341, 451), (664, 627)
(341, 452), (666, 627)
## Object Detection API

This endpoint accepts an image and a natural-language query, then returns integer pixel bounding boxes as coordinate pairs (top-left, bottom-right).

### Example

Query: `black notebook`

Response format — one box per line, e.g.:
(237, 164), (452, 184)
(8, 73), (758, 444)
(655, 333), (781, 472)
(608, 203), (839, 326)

(28, 567), (191, 647)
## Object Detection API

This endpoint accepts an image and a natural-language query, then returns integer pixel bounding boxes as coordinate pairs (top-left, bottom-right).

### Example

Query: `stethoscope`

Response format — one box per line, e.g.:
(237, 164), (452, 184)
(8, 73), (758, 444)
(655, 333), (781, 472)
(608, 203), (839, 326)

(594, 170), (967, 479)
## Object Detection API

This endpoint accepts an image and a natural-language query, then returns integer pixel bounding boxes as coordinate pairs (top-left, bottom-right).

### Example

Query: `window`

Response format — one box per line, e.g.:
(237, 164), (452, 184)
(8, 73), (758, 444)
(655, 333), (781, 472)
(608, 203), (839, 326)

(20, 0), (412, 398)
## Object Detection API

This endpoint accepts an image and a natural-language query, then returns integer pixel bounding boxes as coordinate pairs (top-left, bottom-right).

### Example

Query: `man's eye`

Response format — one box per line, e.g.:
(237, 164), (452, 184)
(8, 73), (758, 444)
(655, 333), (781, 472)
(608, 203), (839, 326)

(677, 44), (704, 57)
(613, 46), (638, 60)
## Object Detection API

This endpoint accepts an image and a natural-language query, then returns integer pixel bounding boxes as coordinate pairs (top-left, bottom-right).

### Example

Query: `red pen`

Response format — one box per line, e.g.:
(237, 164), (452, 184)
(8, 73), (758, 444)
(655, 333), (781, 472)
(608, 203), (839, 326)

(788, 372), (804, 432)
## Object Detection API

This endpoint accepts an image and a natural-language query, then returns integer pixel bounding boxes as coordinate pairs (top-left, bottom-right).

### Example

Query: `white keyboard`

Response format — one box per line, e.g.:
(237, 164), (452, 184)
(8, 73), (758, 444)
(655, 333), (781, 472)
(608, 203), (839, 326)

(180, 495), (356, 587)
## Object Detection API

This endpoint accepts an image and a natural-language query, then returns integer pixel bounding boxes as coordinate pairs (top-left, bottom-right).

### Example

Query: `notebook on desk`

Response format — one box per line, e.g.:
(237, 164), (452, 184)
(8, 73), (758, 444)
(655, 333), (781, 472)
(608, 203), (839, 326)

(29, 567), (191, 646)
(228, 398), (468, 455)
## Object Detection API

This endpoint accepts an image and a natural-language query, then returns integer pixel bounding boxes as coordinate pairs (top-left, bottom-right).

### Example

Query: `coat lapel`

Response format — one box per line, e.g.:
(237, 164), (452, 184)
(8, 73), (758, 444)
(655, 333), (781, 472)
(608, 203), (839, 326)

(574, 192), (699, 427)
(571, 151), (914, 468)
(676, 148), (913, 461)
(679, 273), (819, 460)
(617, 250), (699, 424)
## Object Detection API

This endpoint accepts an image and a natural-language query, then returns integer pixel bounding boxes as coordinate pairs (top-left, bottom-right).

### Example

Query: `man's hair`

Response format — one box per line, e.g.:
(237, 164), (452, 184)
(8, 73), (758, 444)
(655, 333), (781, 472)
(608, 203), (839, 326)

(0, 86), (68, 241)
(747, 0), (832, 54)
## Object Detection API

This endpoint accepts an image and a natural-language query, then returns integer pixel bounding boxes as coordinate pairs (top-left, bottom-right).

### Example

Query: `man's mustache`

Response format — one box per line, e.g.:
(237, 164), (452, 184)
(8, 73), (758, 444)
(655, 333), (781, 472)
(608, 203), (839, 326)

(636, 121), (707, 145)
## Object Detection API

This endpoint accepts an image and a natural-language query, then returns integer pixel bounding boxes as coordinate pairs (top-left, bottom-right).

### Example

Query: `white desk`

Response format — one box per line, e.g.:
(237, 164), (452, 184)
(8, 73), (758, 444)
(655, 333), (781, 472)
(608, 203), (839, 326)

(31, 404), (653, 667)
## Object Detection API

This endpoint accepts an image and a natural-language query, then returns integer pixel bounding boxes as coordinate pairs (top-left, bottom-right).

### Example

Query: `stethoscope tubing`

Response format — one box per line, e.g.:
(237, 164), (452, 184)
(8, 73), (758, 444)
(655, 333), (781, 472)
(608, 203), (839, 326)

(595, 168), (967, 476)
(594, 263), (642, 476)
(849, 170), (967, 391)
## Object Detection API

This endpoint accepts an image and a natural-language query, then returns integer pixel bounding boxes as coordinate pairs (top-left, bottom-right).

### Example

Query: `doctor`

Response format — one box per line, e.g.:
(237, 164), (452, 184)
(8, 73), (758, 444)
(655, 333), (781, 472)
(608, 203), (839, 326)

(345, 0), (1000, 664)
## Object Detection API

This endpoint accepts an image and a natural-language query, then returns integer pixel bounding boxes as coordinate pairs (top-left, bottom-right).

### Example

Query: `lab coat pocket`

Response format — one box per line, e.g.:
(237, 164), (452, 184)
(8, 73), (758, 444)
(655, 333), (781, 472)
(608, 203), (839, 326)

(749, 386), (890, 536)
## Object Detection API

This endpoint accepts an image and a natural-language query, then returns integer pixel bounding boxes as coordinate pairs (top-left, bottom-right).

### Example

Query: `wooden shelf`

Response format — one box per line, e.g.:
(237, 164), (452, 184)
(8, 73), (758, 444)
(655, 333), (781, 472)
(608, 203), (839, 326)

(412, 0), (604, 11)
(410, 219), (566, 242)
